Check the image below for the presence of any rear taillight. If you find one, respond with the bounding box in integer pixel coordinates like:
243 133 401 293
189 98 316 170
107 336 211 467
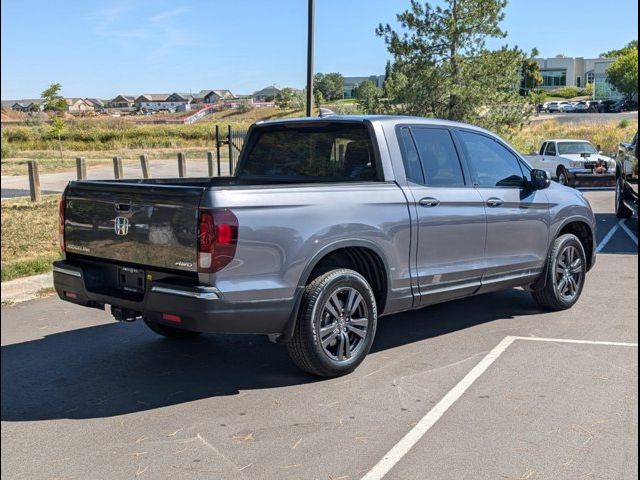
197 209 238 273
58 195 66 252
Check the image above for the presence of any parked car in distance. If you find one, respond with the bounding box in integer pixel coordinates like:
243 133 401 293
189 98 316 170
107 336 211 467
559 102 575 112
573 101 590 113
609 100 638 113
524 139 616 187
615 131 639 218
547 101 561 113
53 116 598 377
599 100 618 113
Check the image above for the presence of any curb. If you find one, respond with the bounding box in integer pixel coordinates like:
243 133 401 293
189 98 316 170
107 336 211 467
1 272 53 304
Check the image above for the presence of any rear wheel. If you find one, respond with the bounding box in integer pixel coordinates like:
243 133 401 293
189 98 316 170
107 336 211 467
532 234 586 311
143 318 202 339
287 269 377 377
615 175 633 218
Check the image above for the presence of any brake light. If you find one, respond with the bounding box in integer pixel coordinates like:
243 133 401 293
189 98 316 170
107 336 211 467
197 209 238 273
59 194 66 252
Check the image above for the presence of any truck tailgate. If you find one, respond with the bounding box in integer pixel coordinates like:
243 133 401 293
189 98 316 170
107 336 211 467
64 181 205 273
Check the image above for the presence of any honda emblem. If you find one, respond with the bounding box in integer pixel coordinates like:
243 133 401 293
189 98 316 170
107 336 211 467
114 216 130 236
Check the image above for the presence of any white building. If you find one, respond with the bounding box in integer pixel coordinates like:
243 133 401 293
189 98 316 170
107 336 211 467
534 57 622 99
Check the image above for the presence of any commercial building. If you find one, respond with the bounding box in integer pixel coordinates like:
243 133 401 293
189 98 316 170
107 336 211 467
343 75 385 99
534 57 622 100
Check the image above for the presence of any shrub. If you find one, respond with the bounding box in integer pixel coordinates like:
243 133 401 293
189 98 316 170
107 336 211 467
619 118 630 128
545 86 592 99
236 100 254 114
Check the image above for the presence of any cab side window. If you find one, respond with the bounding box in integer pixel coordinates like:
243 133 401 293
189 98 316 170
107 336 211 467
458 130 525 188
545 142 557 156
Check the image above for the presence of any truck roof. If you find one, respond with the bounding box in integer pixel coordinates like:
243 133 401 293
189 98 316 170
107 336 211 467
255 114 490 135
546 139 593 144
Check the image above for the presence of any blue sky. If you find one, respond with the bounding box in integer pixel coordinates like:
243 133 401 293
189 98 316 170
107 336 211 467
1 0 638 99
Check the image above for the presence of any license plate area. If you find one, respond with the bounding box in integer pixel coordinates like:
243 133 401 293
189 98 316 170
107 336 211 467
584 161 597 170
118 267 145 293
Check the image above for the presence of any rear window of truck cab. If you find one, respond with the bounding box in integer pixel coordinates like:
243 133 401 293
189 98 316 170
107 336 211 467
238 123 379 182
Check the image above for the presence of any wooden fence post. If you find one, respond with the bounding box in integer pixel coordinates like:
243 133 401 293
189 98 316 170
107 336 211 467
112 156 123 179
27 160 41 202
76 157 87 180
228 125 233 175
177 152 186 177
207 151 215 177
139 154 150 179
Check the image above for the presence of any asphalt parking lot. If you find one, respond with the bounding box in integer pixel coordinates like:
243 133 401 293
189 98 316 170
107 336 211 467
1 189 637 480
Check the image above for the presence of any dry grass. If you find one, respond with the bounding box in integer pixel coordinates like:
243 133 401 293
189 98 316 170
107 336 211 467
507 119 638 156
1 195 61 281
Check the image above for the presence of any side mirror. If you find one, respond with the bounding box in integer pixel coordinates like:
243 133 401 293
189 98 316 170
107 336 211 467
529 169 551 190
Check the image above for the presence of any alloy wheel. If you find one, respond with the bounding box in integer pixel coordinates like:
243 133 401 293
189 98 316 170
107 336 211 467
554 245 584 301
317 287 369 362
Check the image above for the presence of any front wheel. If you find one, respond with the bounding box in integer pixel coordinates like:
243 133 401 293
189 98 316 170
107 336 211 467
615 175 633 218
286 269 377 377
557 167 570 186
531 234 587 311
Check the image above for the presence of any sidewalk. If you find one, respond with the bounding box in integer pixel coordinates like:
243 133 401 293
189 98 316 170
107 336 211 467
1 272 53 304
1 159 233 199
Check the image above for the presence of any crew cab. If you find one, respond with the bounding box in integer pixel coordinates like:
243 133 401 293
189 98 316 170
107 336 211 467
524 139 616 187
615 131 638 218
54 116 597 377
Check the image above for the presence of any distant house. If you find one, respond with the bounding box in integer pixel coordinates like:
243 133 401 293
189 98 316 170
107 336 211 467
8 99 44 112
134 93 194 112
252 85 282 102
109 95 136 109
192 89 235 104
85 98 106 111
66 98 94 113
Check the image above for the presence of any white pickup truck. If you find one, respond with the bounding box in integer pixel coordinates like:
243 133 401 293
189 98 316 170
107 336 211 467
524 139 616 187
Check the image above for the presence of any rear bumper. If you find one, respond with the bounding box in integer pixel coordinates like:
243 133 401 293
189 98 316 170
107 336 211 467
53 260 295 335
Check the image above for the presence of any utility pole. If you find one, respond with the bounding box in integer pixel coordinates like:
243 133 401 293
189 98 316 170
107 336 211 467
306 0 315 117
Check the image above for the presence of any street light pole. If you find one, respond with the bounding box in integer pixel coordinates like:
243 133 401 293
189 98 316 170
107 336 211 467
306 0 314 117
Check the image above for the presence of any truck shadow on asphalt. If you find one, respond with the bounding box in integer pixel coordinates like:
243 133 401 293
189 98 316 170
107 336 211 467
594 213 638 255
2 289 544 422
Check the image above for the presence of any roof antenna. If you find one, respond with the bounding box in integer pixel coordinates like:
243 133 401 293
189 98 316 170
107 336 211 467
319 107 335 118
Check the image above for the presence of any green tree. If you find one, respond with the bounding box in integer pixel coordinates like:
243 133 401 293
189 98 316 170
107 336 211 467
520 48 543 95
355 80 382 114
376 0 532 132
600 40 638 58
313 73 345 101
275 88 303 109
41 83 67 112
313 89 325 112
606 49 639 100
50 116 66 162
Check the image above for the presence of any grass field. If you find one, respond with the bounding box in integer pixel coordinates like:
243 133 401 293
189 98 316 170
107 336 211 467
1 195 61 282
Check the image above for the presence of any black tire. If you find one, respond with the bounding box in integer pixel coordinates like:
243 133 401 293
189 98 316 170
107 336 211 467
143 318 202 339
557 167 570 186
531 234 587 311
286 269 377 378
615 175 633 219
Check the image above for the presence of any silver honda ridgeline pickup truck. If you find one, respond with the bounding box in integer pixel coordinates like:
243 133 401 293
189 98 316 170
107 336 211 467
54 116 596 377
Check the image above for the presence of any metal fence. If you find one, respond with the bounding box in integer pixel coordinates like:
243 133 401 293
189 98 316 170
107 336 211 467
24 125 250 201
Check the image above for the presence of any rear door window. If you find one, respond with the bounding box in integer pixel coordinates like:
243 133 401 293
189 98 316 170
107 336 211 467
411 128 465 187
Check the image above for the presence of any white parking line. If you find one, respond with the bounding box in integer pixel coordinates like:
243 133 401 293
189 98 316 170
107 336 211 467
360 336 638 480
596 219 624 252
619 221 639 246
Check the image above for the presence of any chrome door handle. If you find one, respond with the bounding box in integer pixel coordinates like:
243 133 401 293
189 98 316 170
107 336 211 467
486 198 504 208
419 197 440 207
